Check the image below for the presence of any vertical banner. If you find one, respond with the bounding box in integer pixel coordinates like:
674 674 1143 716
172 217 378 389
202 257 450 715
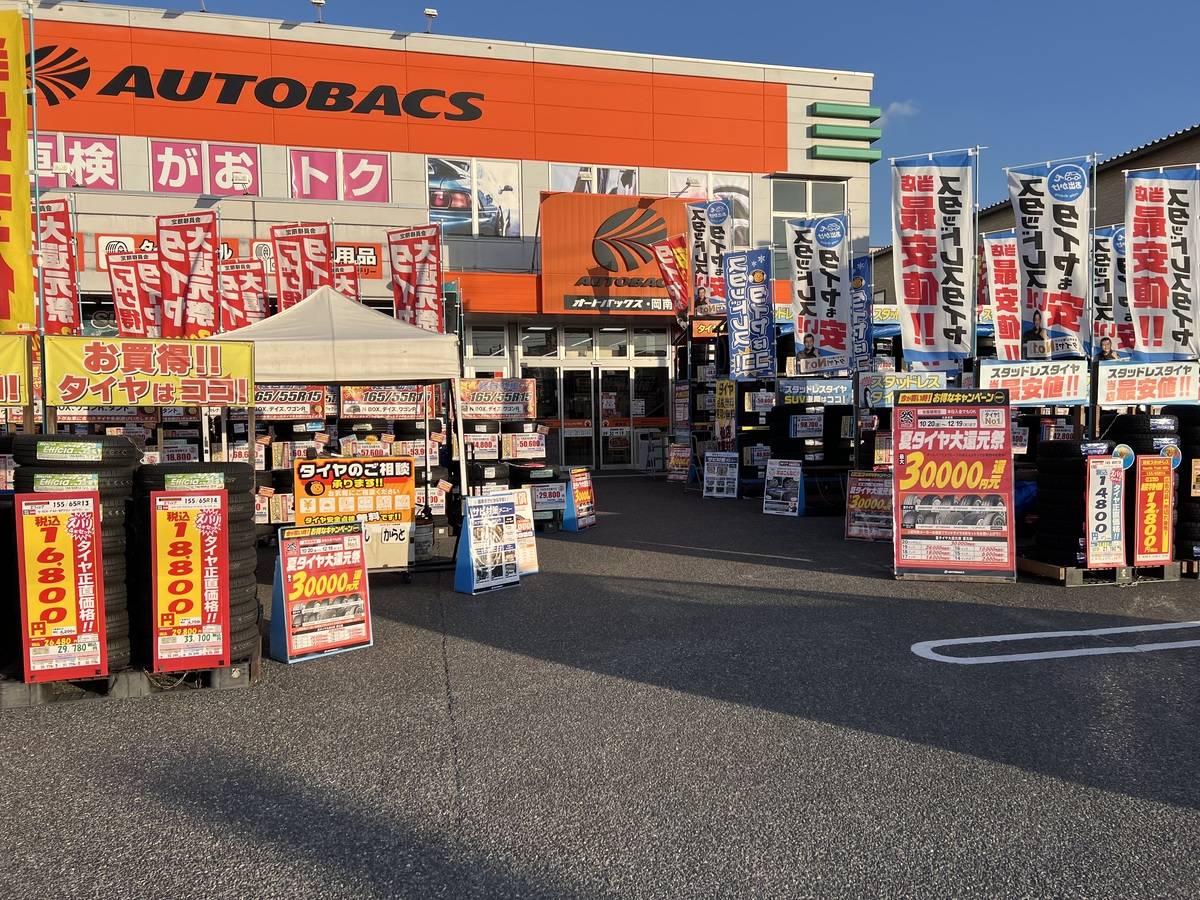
763 458 803 516
271 522 372 663
982 230 1021 361
892 389 1015 580
150 491 230 671
891 151 975 368
219 259 270 331
651 234 691 323
15 491 106 682
1133 456 1174 565
845 470 894 541
1007 159 1090 359
788 215 851 373
34 199 80 334
454 494 521 594
714 379 737 451
157 211 219 338
1085 456 1126 568
107 252 163 337
1125 168 1200 361
850 255 874 371
1092 225 1133 359
724 249 776 380
333 263 361 302
271 223 334 312
0 10 34 332
687 200 730 315
388 224 443 331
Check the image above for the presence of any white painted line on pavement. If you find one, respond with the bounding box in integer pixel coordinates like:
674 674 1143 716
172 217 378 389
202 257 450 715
912 620 1200 665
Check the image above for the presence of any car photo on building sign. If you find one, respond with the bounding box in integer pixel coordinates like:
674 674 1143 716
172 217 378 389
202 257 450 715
428 157 520 237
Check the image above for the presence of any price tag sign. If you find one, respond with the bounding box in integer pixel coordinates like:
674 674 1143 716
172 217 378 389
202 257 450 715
150 491 230 672
15 491 107 682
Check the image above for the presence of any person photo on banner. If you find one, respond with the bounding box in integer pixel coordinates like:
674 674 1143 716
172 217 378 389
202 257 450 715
800 332 819 359
1022 309 1050 357
1097 336 1122 360
694 285 717 316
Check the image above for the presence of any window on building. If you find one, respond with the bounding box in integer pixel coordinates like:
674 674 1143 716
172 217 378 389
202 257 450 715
521 326 558 357
470 326 507 358
771 177 847 278
428 156 521 237
632 328 668 358
563 328 594 358
668 171 752 249
550 163 638 195
598 327 628 358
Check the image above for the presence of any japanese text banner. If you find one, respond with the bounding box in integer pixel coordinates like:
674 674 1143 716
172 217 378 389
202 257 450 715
388 225 443 332
788 215 850 373
687 200 729 315
1008 159 1091 359
0 333 28 405
850 255 873 371
333 263 361 302
157 211 219 339
1125 168 1200 361
978 359 1090 406
34 199 79 335
45 336 254 408
0 11 34 332
272 223 333 312
723 250 775 380
1092 226 1133 359
982 231 1021 361
892 151 975 368
650 235 690 323
219 259 269 331
107 252 162 338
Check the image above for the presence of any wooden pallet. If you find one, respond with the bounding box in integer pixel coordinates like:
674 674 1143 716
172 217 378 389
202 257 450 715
1016 555 1181 587
0 637 261 710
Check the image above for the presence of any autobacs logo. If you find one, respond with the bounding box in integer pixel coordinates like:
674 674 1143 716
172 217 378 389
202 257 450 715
573 207 669 288
29 46 483 120
26 46 91 107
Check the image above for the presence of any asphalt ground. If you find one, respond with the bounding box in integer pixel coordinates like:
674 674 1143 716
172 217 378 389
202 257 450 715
3 474 1199 899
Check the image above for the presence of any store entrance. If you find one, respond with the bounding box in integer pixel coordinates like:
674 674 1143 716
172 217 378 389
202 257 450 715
597 368 632 468
561 368 595 469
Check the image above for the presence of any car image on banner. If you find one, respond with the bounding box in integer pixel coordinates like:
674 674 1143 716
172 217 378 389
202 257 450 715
428 157 519 237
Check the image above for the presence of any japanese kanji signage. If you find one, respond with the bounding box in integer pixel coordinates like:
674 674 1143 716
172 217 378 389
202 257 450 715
271 223 333 311
788 215 850 373
456 379 536 419
724 249 776 380
650 234 691 323
64 135 120 190
150 491 230 672
219 259 270 331
387 225 443 332
255 385 326 420
1095 360 1199 408
1125 168 1200 361
0 334 28 405
1008 159 1091 359
44 336 254 408
340 385 430 419
157 211 219 338
1133 456 1174 565
34 199 80 334
293 457 417 527
333 263 361 302
1086 456 1126 568
977 359 1090 406
0 11 35 332
982 230 1021 361
688 200 730 314
850 255 873 371
107 252 162 337
892 151 975 368
1092 225 1133 358
892 390 1015 580
859 372 947 408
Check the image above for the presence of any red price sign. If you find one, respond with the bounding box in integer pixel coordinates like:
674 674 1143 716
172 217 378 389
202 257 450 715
150 491 230 672
278 522 372 661
15 491 107 682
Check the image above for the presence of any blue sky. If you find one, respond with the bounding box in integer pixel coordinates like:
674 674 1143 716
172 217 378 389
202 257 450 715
103 0 1196 247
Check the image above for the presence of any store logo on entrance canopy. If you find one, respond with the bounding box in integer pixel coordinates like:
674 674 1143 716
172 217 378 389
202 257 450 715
591 207 668 273
26 46 91 106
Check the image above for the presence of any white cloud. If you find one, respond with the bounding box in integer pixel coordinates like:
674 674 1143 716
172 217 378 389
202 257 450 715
876 100 919 130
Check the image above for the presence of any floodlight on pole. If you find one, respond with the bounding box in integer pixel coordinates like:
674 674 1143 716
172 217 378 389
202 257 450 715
424 8 438 32
311 0 325 23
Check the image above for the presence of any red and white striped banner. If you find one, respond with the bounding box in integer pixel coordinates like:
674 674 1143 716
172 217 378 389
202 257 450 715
219 259 270 331
271 223 333 312
650 235 690 323
157 211 219 339
982 231 1021 361
34 198 79 334
388 225 443 332
107 251 162 337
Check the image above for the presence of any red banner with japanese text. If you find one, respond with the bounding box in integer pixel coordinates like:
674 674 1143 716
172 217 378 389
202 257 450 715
388 225 443 331
1133 455 1174 565
893 389 1014 580
272 223 333 311
651 234 691 324
219 259 270 331
982 230 1021 361
150 491 230 671
1125 168 1200 361
333 263 361 302
34 198 80 334
277 522 372 660
15 491 107 682
157 211 219 338
891 151 975 368
107 251 162 337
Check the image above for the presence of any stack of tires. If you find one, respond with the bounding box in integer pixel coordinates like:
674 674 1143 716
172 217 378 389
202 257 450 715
1033 439 1114 568
12 433 141 672
1163 406 1200 561
339 417 390 452
414 463 451 527
461 419 501 461
500 420 546 464
0 434 19 665
469 461 510 496
1103 413 1180 564
130 462 261 667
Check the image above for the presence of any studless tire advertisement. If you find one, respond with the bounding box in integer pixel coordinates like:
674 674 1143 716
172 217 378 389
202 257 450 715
892 390 1016 581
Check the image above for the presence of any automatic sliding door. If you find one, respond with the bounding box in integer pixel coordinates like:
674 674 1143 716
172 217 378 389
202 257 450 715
562 368 595 468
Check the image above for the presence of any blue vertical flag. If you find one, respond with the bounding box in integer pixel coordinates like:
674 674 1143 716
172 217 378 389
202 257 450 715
724 249 776 380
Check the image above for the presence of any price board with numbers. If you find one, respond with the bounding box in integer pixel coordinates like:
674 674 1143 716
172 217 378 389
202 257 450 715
892 389 1015 581
150 491 230 672
15 491 107 682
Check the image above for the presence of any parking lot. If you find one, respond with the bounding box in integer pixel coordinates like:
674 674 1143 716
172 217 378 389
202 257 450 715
3 474 1199 898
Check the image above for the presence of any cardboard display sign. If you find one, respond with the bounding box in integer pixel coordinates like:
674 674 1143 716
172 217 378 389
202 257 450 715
703 451 739 499
845 470 893 541
293 457 416 527
666 443 691 482
563 468 597 530
149 491 230 671
763 459 803 516
15 491 107 682
271 523 372 662
1133 456 1173 566
454 495 520 594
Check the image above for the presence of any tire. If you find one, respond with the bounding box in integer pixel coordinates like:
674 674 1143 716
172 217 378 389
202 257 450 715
102 529 126 555
1174 521 1200 542
135 462 255 494
1176 499 1200 523
1102 413 1156 436
105 607 130 635
1036 516 1085 538
1175 541 1200 561
1035 532 1085 553
228 546 258 578
1036 488 1087 509
1180 426 1200 446
1112 435 1179 455
106 636 132 671
12 434 141 467
1036 457 1089 478
228 623 261 661
1036 440 1087 459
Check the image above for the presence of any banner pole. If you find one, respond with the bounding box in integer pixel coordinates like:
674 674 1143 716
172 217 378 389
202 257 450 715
26 2 49 432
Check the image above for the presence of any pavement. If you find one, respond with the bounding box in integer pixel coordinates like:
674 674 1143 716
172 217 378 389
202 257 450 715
3 473 1199 899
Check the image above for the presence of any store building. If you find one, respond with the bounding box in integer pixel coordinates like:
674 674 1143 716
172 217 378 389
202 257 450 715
11 0 879 469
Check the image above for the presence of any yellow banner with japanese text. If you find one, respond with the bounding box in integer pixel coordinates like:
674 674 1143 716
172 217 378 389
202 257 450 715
44 336 254 407
0 333 29 405
0 11 33 331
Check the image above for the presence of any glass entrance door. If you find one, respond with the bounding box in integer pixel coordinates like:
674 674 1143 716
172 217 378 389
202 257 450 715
598 368 632 468
561 368 595 468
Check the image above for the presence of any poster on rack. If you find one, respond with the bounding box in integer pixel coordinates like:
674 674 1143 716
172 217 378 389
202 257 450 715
892 389 1015 580
1008 159 1090 360
272 223 333 312
454 494 520 594
763 459 803 516
1125 168 1200 361
150 491 229 672
1091 226 1133 359
891 150 975 368
982 230 1021 361
1133 455 1174 566
703 450 739 499
724 249 776 380
107 252 163 337
667 443 691 482
456 379 536 419
563 467 597 530
714 380 736 451
388 225 443 332
157 211 219 338
219 260 270 330
15 491 106 682
293 457 417 527
687 199 730 315
1085 456 1126 568
787 215 850 373
34 198 80 334
271 522 372 663
845 470 894 541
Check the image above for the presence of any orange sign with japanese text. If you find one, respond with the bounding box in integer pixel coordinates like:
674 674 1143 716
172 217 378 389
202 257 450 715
0 11 33 331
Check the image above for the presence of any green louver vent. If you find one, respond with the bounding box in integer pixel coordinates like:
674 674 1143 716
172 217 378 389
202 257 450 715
811 124 881 142
810 102 881 121
811 146 882 163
